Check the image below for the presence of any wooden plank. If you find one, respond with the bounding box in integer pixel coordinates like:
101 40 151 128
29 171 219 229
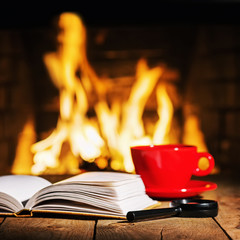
95 217 228 240
0 217 5 225
201 175 240 239
214 179 240 240
0 217 95 240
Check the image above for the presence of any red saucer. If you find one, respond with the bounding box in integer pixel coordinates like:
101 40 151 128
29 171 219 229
146 180 217 199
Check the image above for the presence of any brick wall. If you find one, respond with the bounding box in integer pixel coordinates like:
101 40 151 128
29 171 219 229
0 30 34 174
185 25 240 172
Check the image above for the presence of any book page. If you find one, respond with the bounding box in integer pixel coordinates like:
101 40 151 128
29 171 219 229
0 192 24 212
26 171 158 216
25 172 142 209
57 171 141 186
0 175 51 204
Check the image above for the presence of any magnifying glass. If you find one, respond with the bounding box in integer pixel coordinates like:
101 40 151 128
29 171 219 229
126 199 218 222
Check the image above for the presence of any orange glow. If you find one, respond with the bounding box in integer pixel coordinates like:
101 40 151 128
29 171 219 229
153 83 174 144
29 12 168 174
183 104 208 152
30 12 105 174
12 12 210 175
95 59 164 172
12 115 36 174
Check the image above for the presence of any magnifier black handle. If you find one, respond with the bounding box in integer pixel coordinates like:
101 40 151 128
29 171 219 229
127 206 180 222
127 199 218 222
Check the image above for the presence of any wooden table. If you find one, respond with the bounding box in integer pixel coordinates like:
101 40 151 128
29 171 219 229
0 174 239 240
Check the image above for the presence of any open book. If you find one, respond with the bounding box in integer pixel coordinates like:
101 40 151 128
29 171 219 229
0 171 159 219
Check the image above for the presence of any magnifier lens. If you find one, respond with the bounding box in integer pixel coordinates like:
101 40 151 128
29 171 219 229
170 199 218 218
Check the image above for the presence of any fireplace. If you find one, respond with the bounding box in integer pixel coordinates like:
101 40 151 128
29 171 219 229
1 3 240 175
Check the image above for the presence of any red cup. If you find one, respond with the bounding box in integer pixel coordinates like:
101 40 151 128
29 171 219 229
130 144 215 190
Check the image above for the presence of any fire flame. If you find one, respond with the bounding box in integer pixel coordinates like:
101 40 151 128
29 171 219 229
12 12 210 175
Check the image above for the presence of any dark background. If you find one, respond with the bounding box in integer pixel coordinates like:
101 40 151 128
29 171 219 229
1 1 240 29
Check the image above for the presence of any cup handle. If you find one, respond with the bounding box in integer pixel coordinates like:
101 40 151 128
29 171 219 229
193 152 215 176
